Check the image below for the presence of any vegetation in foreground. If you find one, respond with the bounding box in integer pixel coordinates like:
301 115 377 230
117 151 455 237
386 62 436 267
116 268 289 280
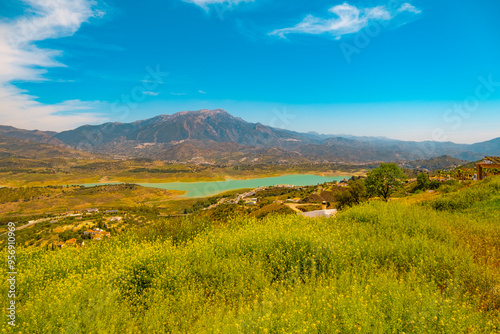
2 177 500 333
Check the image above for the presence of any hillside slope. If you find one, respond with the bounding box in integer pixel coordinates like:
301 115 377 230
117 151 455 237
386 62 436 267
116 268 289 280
399 155 469 171
4 177 500 332
0 135 92 160
0 125 65 146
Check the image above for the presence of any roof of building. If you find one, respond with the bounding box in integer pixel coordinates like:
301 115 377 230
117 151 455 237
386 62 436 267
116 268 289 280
65 238 77 244
483 157 500 165
301 209 338 218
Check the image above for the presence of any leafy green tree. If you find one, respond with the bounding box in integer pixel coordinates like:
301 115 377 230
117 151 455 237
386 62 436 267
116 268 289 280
335 188 353 210
334 179 368 209
429 180 441 190
455 166 464 180
58 230 79 242
348 178 368 204
365 163 407 201
416 173 430 191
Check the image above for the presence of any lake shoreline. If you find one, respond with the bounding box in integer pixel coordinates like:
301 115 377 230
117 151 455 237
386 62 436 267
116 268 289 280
76 174 350 198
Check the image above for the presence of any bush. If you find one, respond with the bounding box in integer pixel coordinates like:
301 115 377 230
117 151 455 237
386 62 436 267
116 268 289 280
58 230 79 242
431 177 499 210
437 179 462 193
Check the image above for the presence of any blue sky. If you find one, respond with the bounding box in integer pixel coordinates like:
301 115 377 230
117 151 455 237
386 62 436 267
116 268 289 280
0 0 499 143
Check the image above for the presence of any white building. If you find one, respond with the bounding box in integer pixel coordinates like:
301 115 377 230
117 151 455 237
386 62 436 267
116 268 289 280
301 209 338 218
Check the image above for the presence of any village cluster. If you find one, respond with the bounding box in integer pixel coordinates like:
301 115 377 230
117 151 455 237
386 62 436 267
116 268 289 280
203 184 306 210
57 228 111 248
18 208 120 248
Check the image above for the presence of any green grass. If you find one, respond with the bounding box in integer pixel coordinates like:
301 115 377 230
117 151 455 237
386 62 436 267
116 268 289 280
2 178 500 333
428 178 500 211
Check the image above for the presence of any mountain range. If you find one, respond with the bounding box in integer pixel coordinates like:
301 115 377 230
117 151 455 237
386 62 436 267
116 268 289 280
1 109 498 164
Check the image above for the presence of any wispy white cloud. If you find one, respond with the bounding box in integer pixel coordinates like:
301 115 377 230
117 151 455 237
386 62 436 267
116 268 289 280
183 0 253 11
171 92 187 96
0 0 106 131
397 3 421 14
198 90 207 94
269 2 421 39
143 91 160 96
141 79 165 84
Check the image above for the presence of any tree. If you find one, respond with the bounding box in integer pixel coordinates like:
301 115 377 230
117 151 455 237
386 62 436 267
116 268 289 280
416 173 430 191
365 163 407 201
348 178 368 204
334 179 368 209
58 230 79 242
455 166 464 180
335 188 353 210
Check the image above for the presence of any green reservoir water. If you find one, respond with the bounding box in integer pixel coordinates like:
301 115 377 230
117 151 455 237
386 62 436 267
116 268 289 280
81 174 348 198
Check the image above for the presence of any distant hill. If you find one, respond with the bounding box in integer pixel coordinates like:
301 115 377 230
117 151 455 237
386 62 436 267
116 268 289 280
54 109 307 150
470 137 500 156
398 155 469 172
0 135 92 160
0 125 66 146
0 109 498 163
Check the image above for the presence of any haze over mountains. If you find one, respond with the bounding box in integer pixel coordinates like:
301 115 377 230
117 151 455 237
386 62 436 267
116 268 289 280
1 109 498 164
